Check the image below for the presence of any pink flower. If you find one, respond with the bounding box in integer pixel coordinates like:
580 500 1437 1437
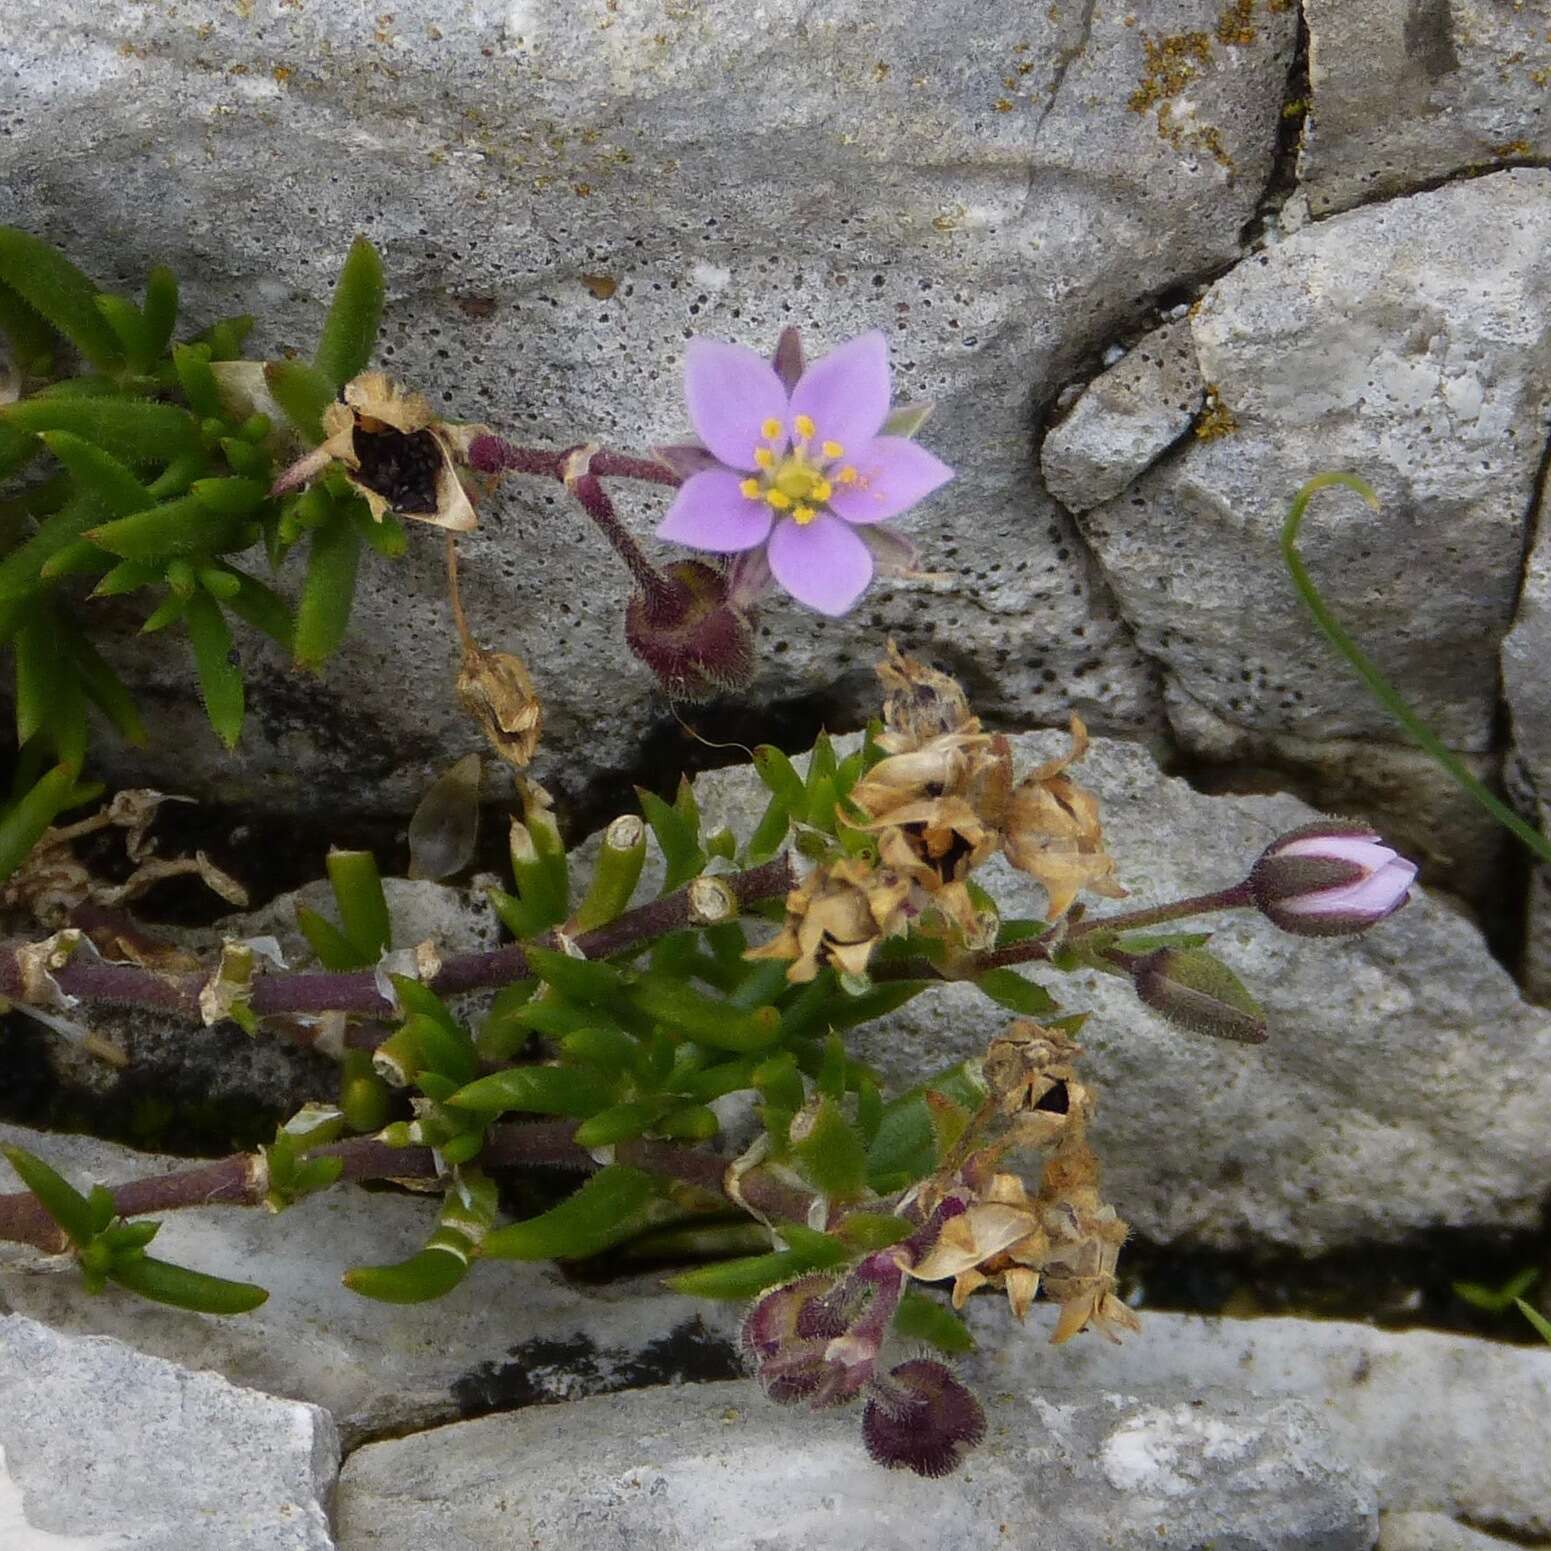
655 330 952 616
1249 822 1418 937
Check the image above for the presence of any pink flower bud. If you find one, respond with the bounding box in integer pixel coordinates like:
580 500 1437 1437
624 559 757 701
1250 821 1417 938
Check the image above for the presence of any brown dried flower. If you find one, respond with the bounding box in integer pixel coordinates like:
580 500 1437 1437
273 370 482 531
745 855 910 983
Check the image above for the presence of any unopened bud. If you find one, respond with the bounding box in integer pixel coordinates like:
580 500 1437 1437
1250 821 1417 938
1131 946 1268 1044
625 560 756 701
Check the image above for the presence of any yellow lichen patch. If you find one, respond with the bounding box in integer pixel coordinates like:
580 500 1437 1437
1127 30 1212 115
1195 384 1238 441
1215 0 1258 45
1492 140 1534 157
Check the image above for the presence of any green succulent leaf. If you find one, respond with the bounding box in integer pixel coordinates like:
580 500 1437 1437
107 1253 269 1314
0 227 124 369
636 786 705 893
314 236 386 390
0 764 79 881
265 359 336 444
1 1142 97 1246
449 1064 616 1118
3 396 200 466
480 1165 657 1261
892 1291 976 1354
183 591 244 749
973 967 1058 1016
293 514 361 670
326 849 392 961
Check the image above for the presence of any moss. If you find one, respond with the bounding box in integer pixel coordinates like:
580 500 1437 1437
1194 385 1238 441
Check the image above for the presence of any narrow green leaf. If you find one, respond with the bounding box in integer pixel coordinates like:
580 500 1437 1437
892 1291 976 1353
183 591 243 749
350 501 407 557
1516 1298 1551 1345
974 967 1058 1016
449 1064 615 1117
753 745 806 810
297 905 371 970
38 539 109 583
0 227 123 369
637 786 704 893
0 764 77 880
293 516 360 670
0 496 106 600
141 266 178 360
107 1254 268 1314
140 592 188 633
326 849 392 960
480 1165 656 1260
223 567 294 650
265 358 336 443
94 294 155 370
171 343 223 418
38 431 154 517
314 236 385 389
667 1246 839 1300
629 975 782 1053
572 1100 670 1148
0 276 59 372
67 625 146 745
742 792 791 865
84 496 249 562
344 1246 468 1304
1 1143 97 1246
2 396 199 466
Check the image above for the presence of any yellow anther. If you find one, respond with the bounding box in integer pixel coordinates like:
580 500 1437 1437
765 489 792 510
794 414 816 441
821 440 844 460
812 478 833 502
837 465 859 485
739 477 762 499
793 504 816 525
753 447 774 469
761 417 783 441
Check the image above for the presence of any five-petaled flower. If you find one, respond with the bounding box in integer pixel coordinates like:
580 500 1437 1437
656 331 952 616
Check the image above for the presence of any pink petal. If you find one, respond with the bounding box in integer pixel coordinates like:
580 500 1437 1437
1282 858 1417 917
790 331 891 454
683 339 790 471
826 436 953 525
1278 834 1388 868
767 513 873 616
650 442 724 480
657 470 774 553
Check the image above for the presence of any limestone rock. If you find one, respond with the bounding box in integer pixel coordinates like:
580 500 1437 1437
0 0 1305 813
1041 319 1205 513
965 1308 1551 1543
335 1379 1375 1551
1072 170 1551 758
1300 0 1551 217
0 1313 337 1551
0 1121 741 1448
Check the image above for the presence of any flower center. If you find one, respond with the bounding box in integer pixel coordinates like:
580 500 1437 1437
739 413 859 526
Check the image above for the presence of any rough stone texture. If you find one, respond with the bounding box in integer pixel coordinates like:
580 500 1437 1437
0 1121 741 1447
0 0 1310 815
964 1308 1551 1543
685 731 1551 1250
1300 0 1551 217
1071 169 1551 758
335 1378 1375 1551
1041 318 1205 513
1501 455 1551 1002
24 876 499 1126
0 1313 337 1551
1164 683 1511 906
1376 1513 1517 1551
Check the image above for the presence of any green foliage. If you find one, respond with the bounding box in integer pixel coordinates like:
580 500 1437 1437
0 228 410 881
1 1143 267 1314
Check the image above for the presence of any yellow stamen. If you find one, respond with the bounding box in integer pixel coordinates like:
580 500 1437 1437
765 489 792 510
739 477 762 499
761 417 783 441
794 413 816 441
753 447 774 470
812 478 833 502
793 504 816 525
837 466 859 485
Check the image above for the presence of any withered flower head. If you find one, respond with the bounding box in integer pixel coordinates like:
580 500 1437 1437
624 560 757 701
1001 716 1125 921
457 644 542 769
861 1359 987 1479
874 640 979 752
273 369 481 531
745 854 910 983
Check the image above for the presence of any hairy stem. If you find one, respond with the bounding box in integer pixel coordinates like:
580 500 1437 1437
0 855 796 1024
0 1118 815 1254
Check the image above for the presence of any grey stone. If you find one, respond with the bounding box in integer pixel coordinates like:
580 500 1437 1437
0 1121 741 1448
1377 1513 1517 1551
0 1313 337 1551
964 1308 1551 1542
1041 319 1205 513
1163 682 1511 908
1300 0 1551 217
1071 169 1551 755
334 1378 1375 1551
1501 457 1551 1002
0 0 1306 814
686 730 1551 1250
